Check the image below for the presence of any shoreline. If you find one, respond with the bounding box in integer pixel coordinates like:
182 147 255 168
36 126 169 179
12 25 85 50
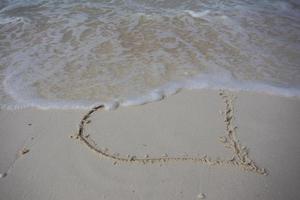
0 89 299 199
2 82 300 111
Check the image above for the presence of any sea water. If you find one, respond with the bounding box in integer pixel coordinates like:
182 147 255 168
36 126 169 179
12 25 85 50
0 0 299 109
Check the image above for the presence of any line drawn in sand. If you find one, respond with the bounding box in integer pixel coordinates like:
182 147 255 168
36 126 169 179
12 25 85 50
73 90 267 175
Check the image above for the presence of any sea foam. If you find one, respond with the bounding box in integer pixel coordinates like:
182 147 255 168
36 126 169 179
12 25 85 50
2 72 300 111
0 0 299 110
185 10 211 18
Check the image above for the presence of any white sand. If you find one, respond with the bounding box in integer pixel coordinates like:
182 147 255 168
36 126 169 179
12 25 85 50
0 89 299 199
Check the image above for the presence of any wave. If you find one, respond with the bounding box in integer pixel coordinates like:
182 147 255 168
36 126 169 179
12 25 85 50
2 72 300 110
185 10 211 18
0 0 300 110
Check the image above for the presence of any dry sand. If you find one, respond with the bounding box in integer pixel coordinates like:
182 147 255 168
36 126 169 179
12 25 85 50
0 89 299 200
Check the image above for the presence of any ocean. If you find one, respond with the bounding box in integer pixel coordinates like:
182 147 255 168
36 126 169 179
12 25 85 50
0 0 300 109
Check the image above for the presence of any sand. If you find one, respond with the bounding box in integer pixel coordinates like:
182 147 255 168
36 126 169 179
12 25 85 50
0 89 299 199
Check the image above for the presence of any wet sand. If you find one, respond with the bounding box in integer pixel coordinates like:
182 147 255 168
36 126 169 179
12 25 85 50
0 89 299 199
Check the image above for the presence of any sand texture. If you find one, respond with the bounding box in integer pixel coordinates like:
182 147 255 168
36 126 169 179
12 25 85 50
0 89 300 199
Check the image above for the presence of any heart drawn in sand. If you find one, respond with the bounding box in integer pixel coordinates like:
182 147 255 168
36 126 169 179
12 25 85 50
74 91 266 175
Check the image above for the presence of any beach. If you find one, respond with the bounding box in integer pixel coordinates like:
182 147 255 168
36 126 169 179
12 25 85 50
1 0 300 199
1 89 299 199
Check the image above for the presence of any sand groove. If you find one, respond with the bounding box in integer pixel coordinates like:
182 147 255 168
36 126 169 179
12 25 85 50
74 91 267 175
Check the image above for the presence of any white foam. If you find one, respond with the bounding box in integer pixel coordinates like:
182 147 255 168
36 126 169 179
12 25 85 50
1 0 300 110
122 75 300 110
3 72 299 111
123 72 300 109
0 16 23 24
185 10 211 18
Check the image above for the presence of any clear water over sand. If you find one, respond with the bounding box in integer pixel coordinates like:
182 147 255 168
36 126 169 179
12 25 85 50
0 0 300 109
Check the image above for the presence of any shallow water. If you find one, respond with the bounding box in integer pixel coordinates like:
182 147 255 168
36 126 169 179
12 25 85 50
0 0 300 109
